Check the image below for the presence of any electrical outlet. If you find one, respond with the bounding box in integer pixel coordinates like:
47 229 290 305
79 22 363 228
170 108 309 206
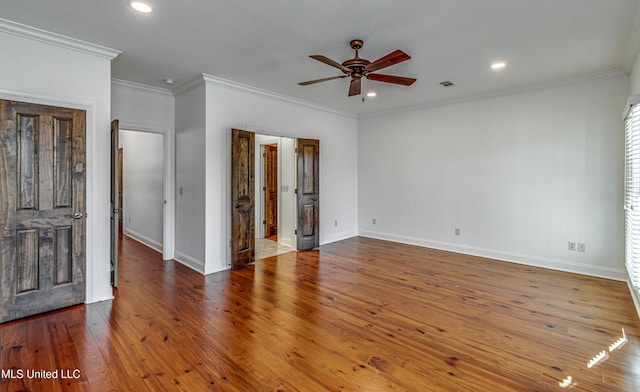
577 243 586 252
568 241 576 251
455 228 460 236
334 220 338 227
372 218 376 224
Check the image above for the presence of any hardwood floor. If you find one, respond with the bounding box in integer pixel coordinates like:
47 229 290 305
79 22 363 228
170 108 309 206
1 236 639 391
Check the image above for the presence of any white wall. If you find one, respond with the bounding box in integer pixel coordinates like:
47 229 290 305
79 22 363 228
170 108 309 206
630 49 640 96
358 74 629 280
174 83 207 272
111 79 175 259
111 80 174 130
120 130 164 251
0 20 119 303
191 75 358 274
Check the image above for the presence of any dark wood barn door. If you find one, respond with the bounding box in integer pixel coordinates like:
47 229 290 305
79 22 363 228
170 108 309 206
231 129 255 269
264 144 278 240
110 119 120 287
0 100 86 323
296 138 319 251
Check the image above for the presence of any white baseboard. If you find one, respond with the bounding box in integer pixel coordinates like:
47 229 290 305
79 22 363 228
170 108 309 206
173 251 206 274
628 281 640 320
358 230 627 281
279 235 293 248
123 228 163 254
85 283 114 304
321 230 358 246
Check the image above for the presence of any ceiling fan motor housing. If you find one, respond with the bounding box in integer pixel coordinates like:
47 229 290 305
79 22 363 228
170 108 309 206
343 39 369 78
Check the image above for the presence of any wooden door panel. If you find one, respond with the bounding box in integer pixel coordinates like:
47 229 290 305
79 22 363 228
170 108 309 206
301 204 315 236
54 117 73 207
16 229 38 293
54 225 72 285
301 145 316 194
296 139 319 250
17 114 38 210
0 100 86 323
231 129 255 269
237 137 251 200
265 144 278 239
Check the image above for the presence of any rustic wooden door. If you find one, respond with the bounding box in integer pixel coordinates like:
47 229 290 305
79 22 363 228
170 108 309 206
0 100 86 323
231 129 255 269
264 144 278 240
118 147 123 233
296 138 320 250
110 119 120 287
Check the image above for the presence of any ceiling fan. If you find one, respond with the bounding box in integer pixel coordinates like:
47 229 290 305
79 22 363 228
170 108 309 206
299 39 417 97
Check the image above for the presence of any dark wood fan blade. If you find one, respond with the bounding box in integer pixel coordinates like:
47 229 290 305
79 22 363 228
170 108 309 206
364 50 411 73
310 55 351 73
298 75 347 86
367 73 416 86
348 78 362 96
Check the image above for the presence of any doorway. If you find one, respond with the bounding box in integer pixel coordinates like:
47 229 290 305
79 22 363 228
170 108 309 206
119 130 165 254
254 134 296 261
231 130 320 268
109 120 175 279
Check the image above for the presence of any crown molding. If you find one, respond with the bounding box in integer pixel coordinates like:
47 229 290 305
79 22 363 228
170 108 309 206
112 79 174 98
173 75 206 97
622 2 640 73
200 73 357 119
360 69 628 120
0 18 120 60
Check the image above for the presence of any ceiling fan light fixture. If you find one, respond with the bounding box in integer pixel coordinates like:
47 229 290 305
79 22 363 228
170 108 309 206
130 1 153 13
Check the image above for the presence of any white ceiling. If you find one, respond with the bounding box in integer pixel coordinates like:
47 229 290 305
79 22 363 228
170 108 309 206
1 0 639 115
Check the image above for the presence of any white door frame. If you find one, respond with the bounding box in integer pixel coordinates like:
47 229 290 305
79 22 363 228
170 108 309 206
118 122 175 260
252 132 296 249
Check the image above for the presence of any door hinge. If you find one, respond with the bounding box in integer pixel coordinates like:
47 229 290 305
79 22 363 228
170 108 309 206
263 152 266 157
263 220 266 225
294 188 298 194
263 186 266 191
295 148 298 154
294 229 297 235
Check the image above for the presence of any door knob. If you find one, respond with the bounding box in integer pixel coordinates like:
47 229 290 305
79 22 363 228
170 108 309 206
234 203 240 208
73 213 83 219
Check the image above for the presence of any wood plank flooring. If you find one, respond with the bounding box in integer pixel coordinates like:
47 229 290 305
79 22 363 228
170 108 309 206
1 235 639 391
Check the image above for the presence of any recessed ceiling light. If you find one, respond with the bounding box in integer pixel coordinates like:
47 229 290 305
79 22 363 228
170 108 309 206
130 1 153 13
367 92 377 97
491 62 506 70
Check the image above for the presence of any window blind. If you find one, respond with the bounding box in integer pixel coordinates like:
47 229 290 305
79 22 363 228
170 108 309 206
625 104 640 288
